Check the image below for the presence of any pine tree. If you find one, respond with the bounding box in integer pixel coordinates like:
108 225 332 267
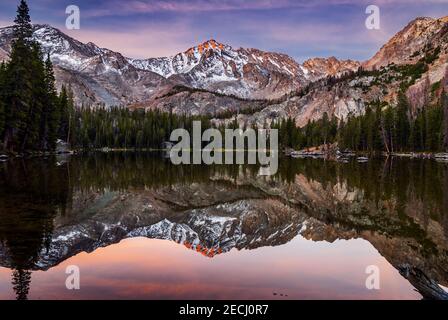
416 109 427 151
66 85 76 145
0 62 6 143
321 112 330 146
13 0 32 41
373 103 384 150
23 42 46 151
41 54 58 150
3 0 36 151
383 106 395 153
395 91 411 151
425 104 443 152
12 269 31 300
442 89 448 151
58 85 70 142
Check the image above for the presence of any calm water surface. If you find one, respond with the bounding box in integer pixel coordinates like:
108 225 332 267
0 153 447 300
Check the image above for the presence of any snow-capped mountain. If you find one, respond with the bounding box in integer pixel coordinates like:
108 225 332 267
130 40 231 78
1 16 445 127
0 24 360 106
0 24 172 107
129 39 311 99
129 40 360 100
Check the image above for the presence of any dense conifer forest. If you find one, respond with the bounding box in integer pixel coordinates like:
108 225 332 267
273 90 448 153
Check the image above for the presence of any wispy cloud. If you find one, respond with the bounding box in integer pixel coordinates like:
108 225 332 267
83 0 307 17
1 0 447 62
82 0 448 17
0 19 12 27
64 21 197 58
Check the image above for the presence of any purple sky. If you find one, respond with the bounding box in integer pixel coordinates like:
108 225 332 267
0 0 447 61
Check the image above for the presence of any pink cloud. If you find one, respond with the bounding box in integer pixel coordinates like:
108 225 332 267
230 17 394 62
64 21 200 58
0 19 13 27
83 0 298 17
81 0 350 17
82 0 448 17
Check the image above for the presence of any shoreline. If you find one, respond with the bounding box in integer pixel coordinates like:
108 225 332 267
287 149 448 162
1 148 448 163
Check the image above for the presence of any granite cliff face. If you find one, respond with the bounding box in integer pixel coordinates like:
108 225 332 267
364 17 448 70
303 56 360 80
362 16 448 113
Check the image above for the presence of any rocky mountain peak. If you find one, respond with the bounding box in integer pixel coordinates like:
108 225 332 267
302 56 360 80
1 15 445 126
128 38 310 99
364 15 448 70
185 39 227 56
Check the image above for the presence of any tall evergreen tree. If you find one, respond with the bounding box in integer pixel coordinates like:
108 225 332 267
442 89 448 151
425 104 443 152
0 62 6 142
58 85 70 142
395 91 411 151
321 112 330 145
383 106 395 153
41 54 58 150
13 0 32 41
416 109 427 151
66 85 76 145
22 41 46 151
3 0 36 151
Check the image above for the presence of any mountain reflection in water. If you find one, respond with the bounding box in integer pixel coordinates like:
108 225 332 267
0 153 447 300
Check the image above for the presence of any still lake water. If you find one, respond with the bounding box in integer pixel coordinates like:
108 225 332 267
0 153 447 300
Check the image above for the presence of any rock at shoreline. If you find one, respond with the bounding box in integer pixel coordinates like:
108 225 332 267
56 139 71 154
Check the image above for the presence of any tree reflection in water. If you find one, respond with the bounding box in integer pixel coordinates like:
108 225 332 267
0 153 447 299
0 158 71 299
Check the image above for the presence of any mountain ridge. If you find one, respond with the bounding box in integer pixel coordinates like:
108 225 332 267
0 15 447 127
0 23 360 102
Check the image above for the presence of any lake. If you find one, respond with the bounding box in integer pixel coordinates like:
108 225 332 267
0 153 447 300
